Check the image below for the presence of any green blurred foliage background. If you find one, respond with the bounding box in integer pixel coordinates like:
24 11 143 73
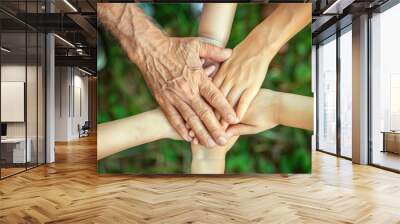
97 3 312 174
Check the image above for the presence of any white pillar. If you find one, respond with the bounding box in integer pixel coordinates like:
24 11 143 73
54 67 73 141
46 1 55 163
352 14 369 164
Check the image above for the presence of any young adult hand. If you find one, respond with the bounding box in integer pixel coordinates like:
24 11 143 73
211 3 311 125
189 35 274 146
212 38 275 123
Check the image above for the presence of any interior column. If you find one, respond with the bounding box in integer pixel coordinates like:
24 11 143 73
46 1 55 163
352 14 369 164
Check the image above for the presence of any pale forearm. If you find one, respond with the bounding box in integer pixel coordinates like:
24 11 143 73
191 159 225 174
198 3 237 47
245 3 311 60
191 89 313 174
250 89 313 131
97 109 180 160
276 92 313 131
191 137 238 174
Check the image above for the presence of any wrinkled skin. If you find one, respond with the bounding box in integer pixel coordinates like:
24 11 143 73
98 4 239 147
139 37 239 148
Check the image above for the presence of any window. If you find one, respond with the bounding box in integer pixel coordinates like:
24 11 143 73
317 36 337 154
370 2 400 171
339 27 352 158
0 1 47 179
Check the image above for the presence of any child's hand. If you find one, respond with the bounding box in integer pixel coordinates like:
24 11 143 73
226 89 279 137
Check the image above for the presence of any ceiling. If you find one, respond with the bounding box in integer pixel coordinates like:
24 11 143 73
0 0 96 14
311 0 391 43
0 0 96 73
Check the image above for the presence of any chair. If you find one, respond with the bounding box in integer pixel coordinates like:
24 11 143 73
78 121 90 138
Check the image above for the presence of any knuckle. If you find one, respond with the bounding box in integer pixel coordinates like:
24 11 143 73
192 125 207 139
210 127 223 137
198 130 209 140
220 101 232 112
181 106 192 117
164 109 176 119
208 90 219 104
175 122 185 132
187 114 198 124
199 108 213 120
155 94 166 105
186 92 199 104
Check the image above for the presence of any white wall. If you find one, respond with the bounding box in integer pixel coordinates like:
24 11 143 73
55 66 69 141
54 66 89 141
1 65 26 140
1 65 39 138
72 73 89 138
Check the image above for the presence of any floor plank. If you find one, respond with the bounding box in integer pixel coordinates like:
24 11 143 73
0 135 399 223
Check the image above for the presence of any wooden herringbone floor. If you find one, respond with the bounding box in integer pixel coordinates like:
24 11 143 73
1 135 400 224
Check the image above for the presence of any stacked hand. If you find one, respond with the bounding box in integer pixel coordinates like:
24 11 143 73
98 4 240 148
213 37 274 123
190 89 281 174
136 36 240 148
98 3 310 150
189 36 275 145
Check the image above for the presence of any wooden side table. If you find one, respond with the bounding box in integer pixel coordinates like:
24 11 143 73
381 131 400 154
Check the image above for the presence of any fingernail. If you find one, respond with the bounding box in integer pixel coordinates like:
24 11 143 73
228 114 237 123
217 136 227 145
208 65 216 74
226 131 232 138
208 138 216 147
185 136 192 142
223 49 232 58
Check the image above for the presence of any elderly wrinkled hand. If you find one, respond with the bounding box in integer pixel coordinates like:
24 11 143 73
141 36 239 147
98 3 239 148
